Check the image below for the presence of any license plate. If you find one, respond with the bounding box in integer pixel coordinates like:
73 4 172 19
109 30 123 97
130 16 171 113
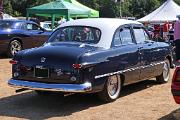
34 66 49 78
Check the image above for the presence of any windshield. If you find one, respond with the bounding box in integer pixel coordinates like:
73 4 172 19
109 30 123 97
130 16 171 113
48 26 101 44
0 21 15 29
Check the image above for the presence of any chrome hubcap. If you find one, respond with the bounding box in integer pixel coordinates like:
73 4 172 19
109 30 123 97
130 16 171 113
11 41 21 55
163 62 169 81
107 75 121 99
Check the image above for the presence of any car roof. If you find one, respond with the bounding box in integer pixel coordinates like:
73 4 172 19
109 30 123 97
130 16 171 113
0 19 36 24
61 18 141 29
60 18 142 49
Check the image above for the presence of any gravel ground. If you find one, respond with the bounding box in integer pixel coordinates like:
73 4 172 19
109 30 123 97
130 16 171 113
0 57 179 120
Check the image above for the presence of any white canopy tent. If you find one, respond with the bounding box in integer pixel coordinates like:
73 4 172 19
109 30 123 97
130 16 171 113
137 0 180 23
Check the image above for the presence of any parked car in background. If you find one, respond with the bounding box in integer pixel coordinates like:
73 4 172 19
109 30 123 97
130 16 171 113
171 66 180 104
8 18 173 102
40 21 52 31
3 13 17 20
0 20 52 57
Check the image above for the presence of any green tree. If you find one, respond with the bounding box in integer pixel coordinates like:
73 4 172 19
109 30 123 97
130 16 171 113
121 1 133 17
129 0 160 19
99 0 118 17
3 1 13 15
2 0 180 19
78 0 99 10
175 0 180 4
4 0 53 17
78 0 118 17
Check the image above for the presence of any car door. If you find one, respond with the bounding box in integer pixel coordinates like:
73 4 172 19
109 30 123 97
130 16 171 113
111 25 141 85
133 26 159 80
22 23 49 49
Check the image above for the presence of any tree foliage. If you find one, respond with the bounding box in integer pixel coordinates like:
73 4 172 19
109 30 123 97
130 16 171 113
129 0 160 18
2 0 180 18
3 0 52 16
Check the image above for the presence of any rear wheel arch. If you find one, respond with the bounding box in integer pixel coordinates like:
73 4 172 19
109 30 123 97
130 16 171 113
120 74 125 87
11 38 23 48
156 59 170 84
97 74 122 102
166 55 174 68
7 38 23 57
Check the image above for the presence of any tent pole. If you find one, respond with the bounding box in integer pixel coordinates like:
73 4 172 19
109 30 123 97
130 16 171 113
66 10 70 21
88 12 90 18
51 14 55 30
26 12 29 20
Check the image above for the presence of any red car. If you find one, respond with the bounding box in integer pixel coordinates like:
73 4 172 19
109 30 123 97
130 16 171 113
171 66 180 104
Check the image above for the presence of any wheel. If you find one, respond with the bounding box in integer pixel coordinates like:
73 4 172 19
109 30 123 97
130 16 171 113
97 75 121 102
7 40 22 57
156 59 170 83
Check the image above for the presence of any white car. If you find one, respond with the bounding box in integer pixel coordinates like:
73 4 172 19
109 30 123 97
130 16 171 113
40 22 52 31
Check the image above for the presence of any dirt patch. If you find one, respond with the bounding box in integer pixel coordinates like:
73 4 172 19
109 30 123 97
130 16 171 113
0 58 179 120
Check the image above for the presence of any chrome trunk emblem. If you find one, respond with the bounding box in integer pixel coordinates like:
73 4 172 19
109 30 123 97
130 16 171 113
55 69 63 76
41 57 46 63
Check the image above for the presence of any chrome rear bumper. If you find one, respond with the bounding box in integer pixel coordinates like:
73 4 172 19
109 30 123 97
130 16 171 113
8 79 92 93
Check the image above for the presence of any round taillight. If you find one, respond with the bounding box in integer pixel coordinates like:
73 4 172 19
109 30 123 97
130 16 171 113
72 64 82 69
9 60 18 65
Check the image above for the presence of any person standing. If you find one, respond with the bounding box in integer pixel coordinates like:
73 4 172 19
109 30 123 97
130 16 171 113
163 21 169 41
174 15 180 61
0 0 3 19
58 17 66 25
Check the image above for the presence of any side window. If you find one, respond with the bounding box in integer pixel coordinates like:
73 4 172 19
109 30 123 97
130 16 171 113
33 24 39 30
112 30 121 46
27 24 33 30
120 27 133 44
133 27 150 43
143 29 150 40
26 23 40 30
21 23 27 30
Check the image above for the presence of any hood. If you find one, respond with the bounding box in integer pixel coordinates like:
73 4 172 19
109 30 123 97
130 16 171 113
0 29 12 34
15 42 100 67
0 29 22 35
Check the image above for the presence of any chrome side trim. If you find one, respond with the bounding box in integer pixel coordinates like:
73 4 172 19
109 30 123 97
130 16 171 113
8 79 92 93
95 62 165 79
94 71 123 79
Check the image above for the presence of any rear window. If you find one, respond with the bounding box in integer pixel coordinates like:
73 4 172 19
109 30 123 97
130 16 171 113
48 26 101 44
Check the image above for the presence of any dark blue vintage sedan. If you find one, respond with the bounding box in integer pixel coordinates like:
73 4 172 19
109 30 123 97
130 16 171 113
0 20 52 57
8 18 174 102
